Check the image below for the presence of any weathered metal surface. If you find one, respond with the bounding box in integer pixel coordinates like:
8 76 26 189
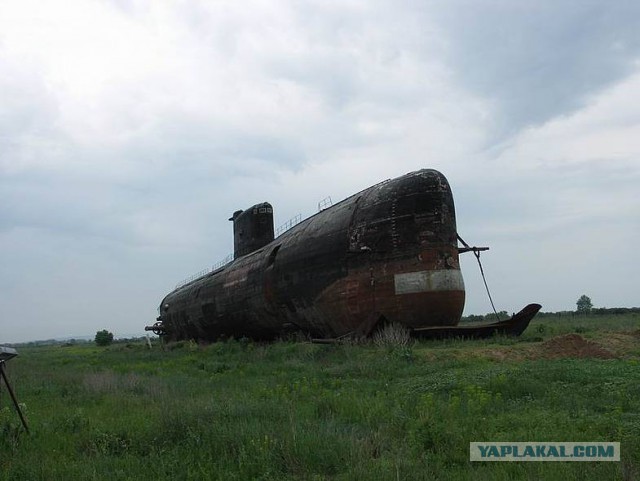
411 303 542 340
148 169 535 342
310 304 541 343
230 202 274 259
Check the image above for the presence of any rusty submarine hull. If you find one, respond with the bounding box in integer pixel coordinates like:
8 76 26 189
147 169 540 342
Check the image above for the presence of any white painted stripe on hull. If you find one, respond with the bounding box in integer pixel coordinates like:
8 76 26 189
394 270 465 295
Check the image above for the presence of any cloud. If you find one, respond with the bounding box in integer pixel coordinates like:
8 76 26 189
427 0 640 137
455 68 640 314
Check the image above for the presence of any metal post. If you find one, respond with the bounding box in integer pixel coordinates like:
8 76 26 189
0 362 29 434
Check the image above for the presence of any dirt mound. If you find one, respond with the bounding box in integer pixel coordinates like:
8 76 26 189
541 334 616 359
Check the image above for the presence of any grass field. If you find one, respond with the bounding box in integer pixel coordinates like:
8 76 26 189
1 313 639 480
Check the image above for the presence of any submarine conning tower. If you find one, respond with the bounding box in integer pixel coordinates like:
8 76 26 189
230 202 274 259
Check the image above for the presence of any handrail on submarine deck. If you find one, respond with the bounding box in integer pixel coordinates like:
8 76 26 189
174 253 234 290
275 213 303 237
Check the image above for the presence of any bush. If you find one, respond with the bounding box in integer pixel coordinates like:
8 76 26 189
94 330 114 346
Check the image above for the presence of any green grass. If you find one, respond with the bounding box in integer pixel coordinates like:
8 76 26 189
1 313 639 480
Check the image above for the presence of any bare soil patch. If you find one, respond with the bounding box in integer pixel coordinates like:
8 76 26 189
422 332 638 362
471 333 631 361
540 333 617 359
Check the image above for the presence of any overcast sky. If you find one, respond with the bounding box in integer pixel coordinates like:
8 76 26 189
1 0 639 343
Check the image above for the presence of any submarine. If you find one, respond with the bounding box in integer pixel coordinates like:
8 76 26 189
147 169 540 342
